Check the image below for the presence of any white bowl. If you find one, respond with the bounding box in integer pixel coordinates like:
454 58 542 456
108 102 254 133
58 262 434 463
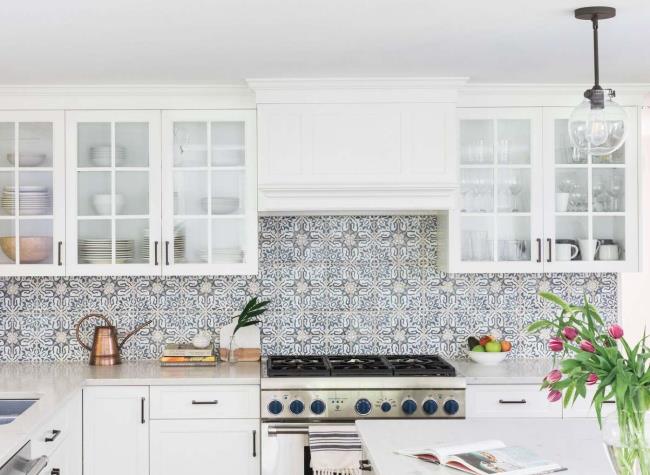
6 153 47 167
92 194 125 215
467 350 509 366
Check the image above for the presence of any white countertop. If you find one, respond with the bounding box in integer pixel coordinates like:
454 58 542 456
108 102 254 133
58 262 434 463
357 419 613 475
450 358 555 385
0 360 260 466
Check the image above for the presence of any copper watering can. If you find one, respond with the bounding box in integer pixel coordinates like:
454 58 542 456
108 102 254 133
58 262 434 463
75 314 153 366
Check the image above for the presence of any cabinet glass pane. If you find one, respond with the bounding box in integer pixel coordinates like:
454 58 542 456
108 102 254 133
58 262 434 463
78 123 112 168
555 119 587 164
497 216 530 261
18 219 53 265
18 171 52 216
211 122 245 167
461 216 494 262
211 219 245 264
593 144 625 165
497 168 530 213
116 171 149 215
593 168 625 213
594 216 625 261
0 172 15 217
19 123 53 168
210 170 243 215
460 168 493 213
0 221 15 264
496 119 530 164
116 219 145 264
78 171 111 216
175 219 206 263
174 122 207 167
78 220 112 264
555 216 588 262
460 120 494 164
174 170 208 215
555 168 588 213
115 123 149 167
0 123 14 168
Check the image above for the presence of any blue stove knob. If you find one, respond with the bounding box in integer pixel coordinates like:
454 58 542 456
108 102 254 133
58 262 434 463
268 400 283 415
422 399 439 415
289 400 305 415
380 402 392 413
355 398 372 415
443 399 460 415
401 399 417 415
310 399 326 415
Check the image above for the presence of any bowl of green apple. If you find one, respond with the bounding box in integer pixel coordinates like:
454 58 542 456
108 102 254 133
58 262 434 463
467 335 511 365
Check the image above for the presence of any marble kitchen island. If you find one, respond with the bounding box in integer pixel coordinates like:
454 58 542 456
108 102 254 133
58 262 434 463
356 419 614 475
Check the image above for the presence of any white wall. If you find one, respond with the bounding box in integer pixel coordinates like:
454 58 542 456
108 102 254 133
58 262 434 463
621 105 650 342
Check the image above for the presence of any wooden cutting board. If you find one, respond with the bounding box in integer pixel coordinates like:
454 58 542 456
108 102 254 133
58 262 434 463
218 321 261 362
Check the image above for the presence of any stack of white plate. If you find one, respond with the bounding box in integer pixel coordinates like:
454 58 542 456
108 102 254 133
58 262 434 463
78 239 134 264
140 226 185 262
200 197 239 215
89 145 127 167
199 247 244 264
0 186 50 215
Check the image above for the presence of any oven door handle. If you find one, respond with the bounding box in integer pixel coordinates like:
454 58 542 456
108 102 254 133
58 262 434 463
24 455 49 475
267 426 310 436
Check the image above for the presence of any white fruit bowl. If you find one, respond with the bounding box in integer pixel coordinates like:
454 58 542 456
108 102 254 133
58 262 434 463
467 350 509 366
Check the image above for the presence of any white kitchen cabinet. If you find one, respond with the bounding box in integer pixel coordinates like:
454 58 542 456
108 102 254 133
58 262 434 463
466 384 562 418
150 419 260 475
454 106 640 272
0 111 65 276
65 111 162 276
83 386 149 475
161 110 258 275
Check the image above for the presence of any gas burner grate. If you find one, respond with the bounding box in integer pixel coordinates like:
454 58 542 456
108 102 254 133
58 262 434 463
327 355 393 376
266 356 330 377
383 355 457 376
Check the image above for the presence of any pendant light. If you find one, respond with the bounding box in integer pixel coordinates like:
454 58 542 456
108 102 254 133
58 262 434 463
568 6 627 156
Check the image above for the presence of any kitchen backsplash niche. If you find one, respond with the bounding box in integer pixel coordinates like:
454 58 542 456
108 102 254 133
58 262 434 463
0 215 617 362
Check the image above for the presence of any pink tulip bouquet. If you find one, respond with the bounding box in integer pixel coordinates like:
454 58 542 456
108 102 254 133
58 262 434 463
528 292 650 474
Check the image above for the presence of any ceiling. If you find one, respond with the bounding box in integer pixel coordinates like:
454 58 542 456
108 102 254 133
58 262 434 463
2 0 649 85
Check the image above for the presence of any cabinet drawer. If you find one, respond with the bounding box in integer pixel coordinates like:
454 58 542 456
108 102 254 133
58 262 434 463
31 396 74 458
466 385 562 418
150 385 259 419
563 387 616 418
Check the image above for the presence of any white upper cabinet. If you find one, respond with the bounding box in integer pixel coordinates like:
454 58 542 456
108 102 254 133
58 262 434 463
452 106 640 273
66 111 162 276
0 111 65 276
161 110 258 275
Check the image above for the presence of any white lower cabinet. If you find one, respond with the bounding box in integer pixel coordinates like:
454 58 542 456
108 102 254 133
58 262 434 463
83 386 149 475
466 384 562 418
150 419 260 475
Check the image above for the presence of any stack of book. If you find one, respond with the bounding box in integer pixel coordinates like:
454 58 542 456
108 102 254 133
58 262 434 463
159 343 217 367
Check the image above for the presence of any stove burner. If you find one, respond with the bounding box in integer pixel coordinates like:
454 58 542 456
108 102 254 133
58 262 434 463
384 355 456 376
266 356 330 377
328 355 393 376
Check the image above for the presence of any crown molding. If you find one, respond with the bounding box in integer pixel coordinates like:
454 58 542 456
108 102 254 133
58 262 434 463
247 77 470 104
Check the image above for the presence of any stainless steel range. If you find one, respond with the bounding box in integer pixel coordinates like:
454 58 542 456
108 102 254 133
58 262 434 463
261 355 465 475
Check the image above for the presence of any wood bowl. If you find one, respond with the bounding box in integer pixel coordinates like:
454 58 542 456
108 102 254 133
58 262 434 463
0 236 51 263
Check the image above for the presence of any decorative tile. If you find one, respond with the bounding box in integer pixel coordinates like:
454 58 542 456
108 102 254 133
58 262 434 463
0 215 617 362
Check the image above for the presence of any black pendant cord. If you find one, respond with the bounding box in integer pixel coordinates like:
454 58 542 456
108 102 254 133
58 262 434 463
592 15 600 89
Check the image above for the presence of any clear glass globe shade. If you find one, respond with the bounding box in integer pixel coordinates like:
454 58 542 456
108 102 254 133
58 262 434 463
568 96 627 156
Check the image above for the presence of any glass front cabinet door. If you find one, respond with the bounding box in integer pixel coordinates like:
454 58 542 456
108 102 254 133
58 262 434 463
161 110 257 275
456 108 544 272
0 112 65 276
66 111 162 275
543 107 638 272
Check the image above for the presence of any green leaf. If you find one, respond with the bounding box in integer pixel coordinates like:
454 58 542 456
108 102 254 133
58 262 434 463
527 320 554 333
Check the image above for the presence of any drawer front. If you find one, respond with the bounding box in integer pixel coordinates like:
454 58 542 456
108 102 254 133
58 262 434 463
150 385 260 419
563 387 616 418
466 385 562 418
31 395 76 457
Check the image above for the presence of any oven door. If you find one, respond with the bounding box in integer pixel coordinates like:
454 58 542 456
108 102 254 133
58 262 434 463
261 422 357 475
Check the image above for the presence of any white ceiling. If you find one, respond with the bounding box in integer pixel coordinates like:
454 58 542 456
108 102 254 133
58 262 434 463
2 0 649 85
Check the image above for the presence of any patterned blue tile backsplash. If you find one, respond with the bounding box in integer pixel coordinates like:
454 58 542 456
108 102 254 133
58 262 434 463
0 215 617 362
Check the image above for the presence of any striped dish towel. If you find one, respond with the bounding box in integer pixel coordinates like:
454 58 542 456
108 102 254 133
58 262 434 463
309 425 362 475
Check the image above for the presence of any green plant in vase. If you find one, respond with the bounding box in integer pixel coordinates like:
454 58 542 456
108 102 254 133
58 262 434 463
227 297 269 363
528 292 650 474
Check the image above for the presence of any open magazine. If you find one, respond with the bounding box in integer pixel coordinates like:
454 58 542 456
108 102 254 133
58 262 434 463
396 440 565 475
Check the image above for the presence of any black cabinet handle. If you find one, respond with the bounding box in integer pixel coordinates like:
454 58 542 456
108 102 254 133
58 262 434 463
45 429 61 442
252 429 257 457
546 238 552 263
165 241 170 266
57 241 63 266
536 238 542 263
154 241 159 266
499 399 527 404
51 469 60 475
191 400 219 405
359 459 372 471
141 397 146 424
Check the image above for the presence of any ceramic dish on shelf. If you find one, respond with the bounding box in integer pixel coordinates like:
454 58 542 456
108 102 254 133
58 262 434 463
92 194 125 215
89 145 127 167
200 197 239 215
199 247 244 264
78 238 134 263
6 153 47 167
1 186 50 215
0 236 51 263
